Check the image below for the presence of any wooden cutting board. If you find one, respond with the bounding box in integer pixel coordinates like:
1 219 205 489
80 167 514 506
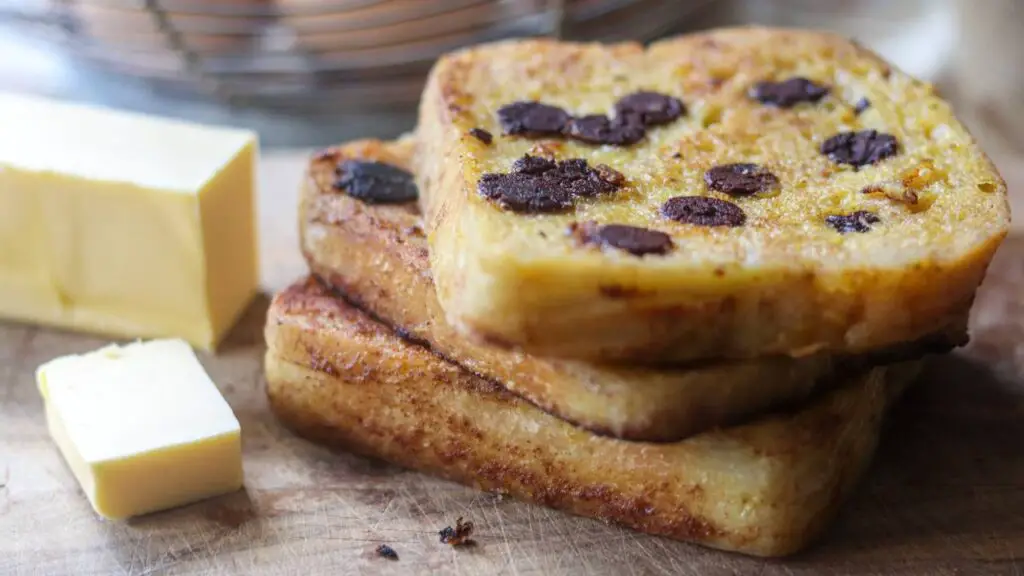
2 154 1022 575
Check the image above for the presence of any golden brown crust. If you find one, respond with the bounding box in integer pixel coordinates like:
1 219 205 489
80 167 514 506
301 137 843 441
264 277 922 557
415 27 1009 363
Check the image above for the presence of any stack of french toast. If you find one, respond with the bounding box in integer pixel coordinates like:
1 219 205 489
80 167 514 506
263 27 1010 557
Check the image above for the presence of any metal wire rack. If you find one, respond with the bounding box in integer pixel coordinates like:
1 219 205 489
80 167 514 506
6 0 724 108
1 0 719 145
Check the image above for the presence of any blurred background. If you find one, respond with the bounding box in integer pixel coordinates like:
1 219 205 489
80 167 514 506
1 0 1020 208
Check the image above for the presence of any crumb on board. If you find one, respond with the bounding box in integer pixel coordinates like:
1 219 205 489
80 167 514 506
439 517 475 546
375 544 398 560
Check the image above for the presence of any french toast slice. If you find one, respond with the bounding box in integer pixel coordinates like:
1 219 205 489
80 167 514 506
264 277 922 557
302 137 839 442
415 27 1009 363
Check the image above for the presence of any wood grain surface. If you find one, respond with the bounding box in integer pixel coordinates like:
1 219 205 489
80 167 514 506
1 154 1022 575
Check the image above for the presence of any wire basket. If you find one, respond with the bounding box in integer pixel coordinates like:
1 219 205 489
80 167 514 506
2 0 720 145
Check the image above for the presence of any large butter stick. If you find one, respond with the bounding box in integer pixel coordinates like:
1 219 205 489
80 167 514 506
37 339 243 520
0 92 258 350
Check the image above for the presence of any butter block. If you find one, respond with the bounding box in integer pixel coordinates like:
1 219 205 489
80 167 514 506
37 339 243 520
0 92 259 350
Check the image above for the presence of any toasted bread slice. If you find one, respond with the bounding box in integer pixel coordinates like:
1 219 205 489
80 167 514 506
415 27 1009 363
264 277 922 557
302 137 840 441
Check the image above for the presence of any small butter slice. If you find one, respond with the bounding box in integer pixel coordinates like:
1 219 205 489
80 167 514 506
37 339 243 520
0 91 258 350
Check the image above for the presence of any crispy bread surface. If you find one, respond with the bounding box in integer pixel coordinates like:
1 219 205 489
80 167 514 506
264 277 921 557
416 27 1008 362
302 138 838 441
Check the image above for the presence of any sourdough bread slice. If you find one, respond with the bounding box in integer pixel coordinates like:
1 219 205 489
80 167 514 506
264 276 922 557
415 27 1009 363
302 137 837 441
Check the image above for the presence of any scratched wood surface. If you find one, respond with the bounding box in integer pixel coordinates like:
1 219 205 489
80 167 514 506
1 154 1022 575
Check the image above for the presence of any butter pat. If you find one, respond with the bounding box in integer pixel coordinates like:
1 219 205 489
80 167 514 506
37 339 243 519
0 92 258 350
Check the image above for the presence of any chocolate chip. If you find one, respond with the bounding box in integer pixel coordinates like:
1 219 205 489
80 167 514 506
853 97 871 115
513 155 556 175
750 77 830 108
825 211 881 233
566 114 645 145
334 160 418 204
547 159 620 197
478 156 622 213
497 94 683 148
571 221 673 256
497 101 571 137
661 196 746 227
820 130 899 168
468 127 493 144
703 163 779 196
478 173 574 213
549 159 621 197
565 158 618 194
597 225 674 256
614 91 685 126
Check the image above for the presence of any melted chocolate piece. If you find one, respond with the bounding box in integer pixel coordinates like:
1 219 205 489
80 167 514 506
750 77 830 108
495 92 685 148
468 127 493 144
614 91 686 126
704 163 780 196
821 130 900 168
661 196 746 227
571 221 673 256
478 155 623 213
513 155 556 174
566 114 646 145
333 160 418 204
478 172 574 213
497 101 571 137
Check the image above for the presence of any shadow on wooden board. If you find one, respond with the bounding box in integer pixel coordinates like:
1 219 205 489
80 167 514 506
799 354 1024 572
796 236 1024 572
218 292 272 351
